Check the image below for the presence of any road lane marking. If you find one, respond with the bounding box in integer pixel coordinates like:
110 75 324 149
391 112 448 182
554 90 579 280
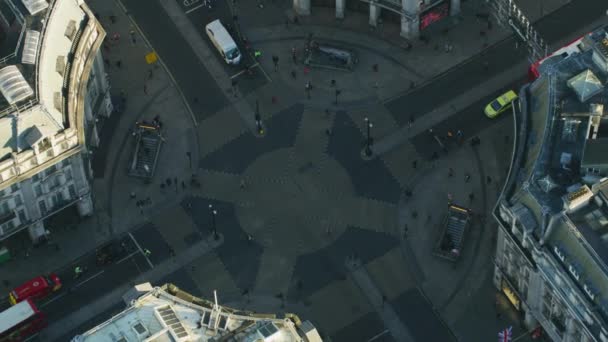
185 4 204 14
40 292 67 308
116 250 140 264
128 232 154 269
74 270 104 288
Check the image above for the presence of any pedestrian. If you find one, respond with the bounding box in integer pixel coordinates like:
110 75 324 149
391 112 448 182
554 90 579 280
240 179 246 189
115 60 122 68
104 58 111 68
409 81 416 89
109 15 116 24
291 47 297 63
372 64 378 72
74 266 83 278
487 176 492 184
330 79 336 87
403 224 408 238
408 116 414 127
305 81 312 99
254 50 262 59
325 128 331 137
405 189 412 197
448 168 454 177
182 181 186 189
231 79 238 97
143 248 151 257
112 33 120 42
130 192 136 200
148 69 153 80
469 192 475 202
412 160 417 169
130 30 136 44
272 55 279 71
143 84 148 95
291 70 296 79
464 173 471 183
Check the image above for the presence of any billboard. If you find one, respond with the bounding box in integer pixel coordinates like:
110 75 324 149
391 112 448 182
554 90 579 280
419 1 450 30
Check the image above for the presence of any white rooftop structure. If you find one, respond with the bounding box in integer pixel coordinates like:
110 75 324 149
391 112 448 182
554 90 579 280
72 284 323 342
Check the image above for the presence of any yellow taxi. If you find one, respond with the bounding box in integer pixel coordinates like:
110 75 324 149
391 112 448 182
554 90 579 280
484 90 518 118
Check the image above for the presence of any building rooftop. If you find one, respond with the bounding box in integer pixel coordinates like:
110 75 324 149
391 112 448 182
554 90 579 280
72 283 323 342
501 24 608 336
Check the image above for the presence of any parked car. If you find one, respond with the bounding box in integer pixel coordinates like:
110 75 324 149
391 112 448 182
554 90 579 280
9 274 61 305
484 90 518 118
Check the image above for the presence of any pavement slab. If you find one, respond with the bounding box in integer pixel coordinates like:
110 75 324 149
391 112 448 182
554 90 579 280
151 205 198 251
186 252 241 301
199 103 303 173
365 248 417 300
327 111 402 203
307 277 373 336
341 197 398 235
253 250 296 296
197 106 247 158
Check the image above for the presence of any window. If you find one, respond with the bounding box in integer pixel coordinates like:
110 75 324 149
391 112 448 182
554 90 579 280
65 168 73 181
14 195 22 206
65 20 77 40
17 209 26 223
48 165 57 174
38 200 47 215
0 202 9 216
34 184 43 197
55 56 65 76
10 184 18 192
62 159 70 168
68 184 76 198
6 220 14 231
53 92 62 112
32 174 40 182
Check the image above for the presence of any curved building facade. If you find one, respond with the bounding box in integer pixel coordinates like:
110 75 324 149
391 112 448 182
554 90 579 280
293 0 461 38
493 26 608 342
0 0 110 244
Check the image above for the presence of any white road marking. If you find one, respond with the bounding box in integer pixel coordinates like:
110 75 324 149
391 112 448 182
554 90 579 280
116 250 140 264
40 292 67 307
74 270 105 288
367 329 390 342
128 232 154 269
185 4 204 14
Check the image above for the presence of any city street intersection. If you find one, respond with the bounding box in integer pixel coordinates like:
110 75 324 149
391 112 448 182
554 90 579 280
2 0 603 341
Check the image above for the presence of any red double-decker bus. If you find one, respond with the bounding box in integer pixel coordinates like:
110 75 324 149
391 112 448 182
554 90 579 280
528 33 589 81
0 299 46 341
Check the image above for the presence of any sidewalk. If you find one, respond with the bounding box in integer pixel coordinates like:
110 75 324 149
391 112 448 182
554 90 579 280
0 0 197 291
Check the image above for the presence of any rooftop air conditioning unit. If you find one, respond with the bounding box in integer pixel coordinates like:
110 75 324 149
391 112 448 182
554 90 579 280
131 322 149 339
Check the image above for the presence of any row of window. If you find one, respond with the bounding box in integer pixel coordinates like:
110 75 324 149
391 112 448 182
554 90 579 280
38 184 77 215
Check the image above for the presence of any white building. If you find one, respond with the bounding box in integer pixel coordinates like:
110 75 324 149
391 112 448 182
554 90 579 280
292 0 461 38
0 0 110 244
72 283 323 342
493 26 608 341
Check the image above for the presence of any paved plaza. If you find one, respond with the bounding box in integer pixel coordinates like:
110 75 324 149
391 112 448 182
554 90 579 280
3 0 607 341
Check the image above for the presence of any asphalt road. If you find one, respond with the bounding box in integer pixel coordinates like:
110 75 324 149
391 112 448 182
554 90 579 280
385 0 607 126
121 0 229 123
409 77 526 159
23 225 174 324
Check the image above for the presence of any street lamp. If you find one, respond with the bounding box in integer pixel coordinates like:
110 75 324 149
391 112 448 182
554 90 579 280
209 204 218 240
186 151 192 171
364 117 373 156
255 100 263 135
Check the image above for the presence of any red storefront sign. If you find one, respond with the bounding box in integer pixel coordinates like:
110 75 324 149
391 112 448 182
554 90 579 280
420 1 450 30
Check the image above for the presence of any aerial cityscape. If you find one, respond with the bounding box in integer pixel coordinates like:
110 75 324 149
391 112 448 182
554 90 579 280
0 0 606 341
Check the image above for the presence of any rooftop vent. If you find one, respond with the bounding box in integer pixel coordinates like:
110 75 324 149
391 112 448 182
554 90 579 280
131 321 149 339
21 30 40 65
563 185 593 212
567 69 603 102
0 66 33 105
21 0 48 16
156 305 189 339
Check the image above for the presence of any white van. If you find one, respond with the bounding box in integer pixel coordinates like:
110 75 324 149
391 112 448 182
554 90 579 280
205 19 241 65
